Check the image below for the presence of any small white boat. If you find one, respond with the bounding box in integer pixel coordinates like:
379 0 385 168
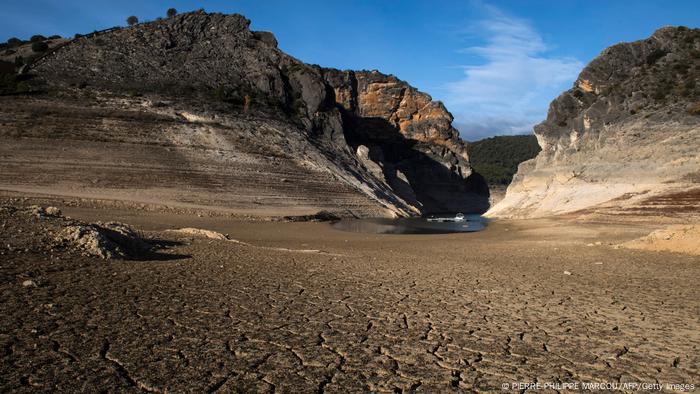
426 213 466 222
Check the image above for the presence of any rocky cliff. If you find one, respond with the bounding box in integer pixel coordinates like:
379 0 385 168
488 27 700 219
322 69 488 213
1 11 487 217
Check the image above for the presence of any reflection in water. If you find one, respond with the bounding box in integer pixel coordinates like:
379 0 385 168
332 214 487 234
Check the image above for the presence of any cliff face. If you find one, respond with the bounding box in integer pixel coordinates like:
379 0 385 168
2 11 487 216
323 69 487 213
488 27 700 219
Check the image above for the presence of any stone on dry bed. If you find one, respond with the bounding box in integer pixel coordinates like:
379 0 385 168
29 205 62 218
2 204 151 259
55 222 150 259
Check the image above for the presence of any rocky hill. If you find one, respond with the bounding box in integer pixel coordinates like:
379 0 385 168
0 11 488 217
489 26 700 219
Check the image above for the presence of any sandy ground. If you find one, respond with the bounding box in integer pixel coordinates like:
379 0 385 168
622 225 700 256
1 195 699 393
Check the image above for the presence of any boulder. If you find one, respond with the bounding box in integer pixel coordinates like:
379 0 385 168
56 222 149 259
252 31 278 47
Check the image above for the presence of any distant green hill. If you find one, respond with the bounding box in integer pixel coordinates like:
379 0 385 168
468 135 541 186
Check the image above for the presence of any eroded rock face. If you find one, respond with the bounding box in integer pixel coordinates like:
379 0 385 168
323 70 470 171
32 12 315 117
22 11 487 216
323 69 488 213
489 27 700 218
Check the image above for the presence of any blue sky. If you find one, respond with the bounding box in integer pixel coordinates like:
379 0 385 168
2 1 699 140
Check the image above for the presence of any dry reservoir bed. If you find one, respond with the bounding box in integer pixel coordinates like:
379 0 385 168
1 201 699 392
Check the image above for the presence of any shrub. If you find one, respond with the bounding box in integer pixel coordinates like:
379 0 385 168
30 35 46 42
673 62 690 74
6 37 22 47
0 74 31 95
212 86 227 101
48 35 61 40
652 91 667 100
126 16 139 26
291 92 305 115
212 86 246 105
167 8 177 18
646 49 667 65
31 41 48 52
0 60 14 74
689 102 700 116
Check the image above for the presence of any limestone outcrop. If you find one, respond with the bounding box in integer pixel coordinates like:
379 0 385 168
488 27 700 218
323 69 488 213
57 222 149 259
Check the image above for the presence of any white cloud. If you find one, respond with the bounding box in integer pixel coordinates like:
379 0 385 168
443 6 583 140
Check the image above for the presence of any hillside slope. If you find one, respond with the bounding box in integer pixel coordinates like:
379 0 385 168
489 27 700 219
468 135 541 186
0 11 488 217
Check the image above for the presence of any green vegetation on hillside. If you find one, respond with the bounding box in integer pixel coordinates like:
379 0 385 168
0 74 31 95
469 135 541 186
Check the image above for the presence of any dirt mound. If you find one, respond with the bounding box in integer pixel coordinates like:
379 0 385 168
167 227 229 240
56 222 148 259
56 222 150 259
621 224 700 255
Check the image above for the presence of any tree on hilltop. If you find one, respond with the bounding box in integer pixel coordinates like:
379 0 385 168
167 8 177 18
31 41 49 52
127 16 139 26
6 37 22 47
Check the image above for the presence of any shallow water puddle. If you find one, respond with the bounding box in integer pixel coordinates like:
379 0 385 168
332 214 487 234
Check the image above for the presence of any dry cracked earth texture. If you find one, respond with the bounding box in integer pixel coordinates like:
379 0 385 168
1 200 699 393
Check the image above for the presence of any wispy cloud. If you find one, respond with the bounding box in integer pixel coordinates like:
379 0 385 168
443 5 583 140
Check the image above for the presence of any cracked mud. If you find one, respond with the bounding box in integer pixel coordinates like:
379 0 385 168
1 202 699 392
